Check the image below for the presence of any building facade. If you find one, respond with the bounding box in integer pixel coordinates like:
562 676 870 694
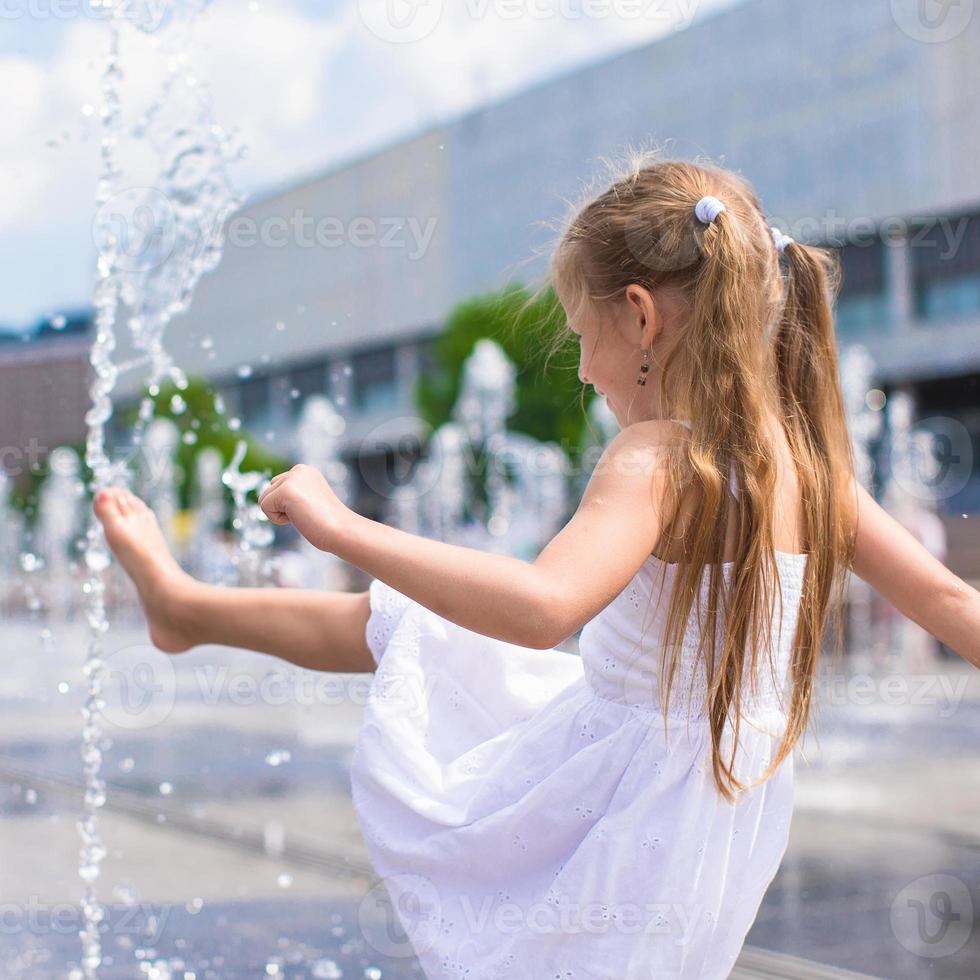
0 313 93 490
4 0 979 563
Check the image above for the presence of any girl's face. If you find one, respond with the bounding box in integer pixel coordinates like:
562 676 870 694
564 284 678 428
568 308 628 413
568 292 652 427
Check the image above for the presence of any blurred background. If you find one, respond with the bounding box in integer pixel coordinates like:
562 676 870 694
2 1 979 977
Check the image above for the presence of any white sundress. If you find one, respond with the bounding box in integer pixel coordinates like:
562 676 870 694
349 544 806 979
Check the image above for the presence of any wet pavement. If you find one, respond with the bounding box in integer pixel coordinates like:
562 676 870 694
2 616 978 978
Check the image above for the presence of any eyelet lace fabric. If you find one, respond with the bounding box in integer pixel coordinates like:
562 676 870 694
349 552 807 979
365 575 415 664
581 551 806 732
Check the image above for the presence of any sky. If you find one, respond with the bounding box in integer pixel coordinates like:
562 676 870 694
0 0 744 329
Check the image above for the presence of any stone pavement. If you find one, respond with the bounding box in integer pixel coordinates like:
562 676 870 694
2 618 977 978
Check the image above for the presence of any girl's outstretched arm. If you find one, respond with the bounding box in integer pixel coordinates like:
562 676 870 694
260 420 681 650
849 479 980 668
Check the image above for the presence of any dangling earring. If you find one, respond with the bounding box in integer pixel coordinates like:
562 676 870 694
636 347 650 386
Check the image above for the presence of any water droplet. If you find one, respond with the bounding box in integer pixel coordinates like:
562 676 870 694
20 552 42 573
85 548 111 573
158 781 173 796
265 750 291 767
236 364 253 379
276 873 293 889
57 681 70 694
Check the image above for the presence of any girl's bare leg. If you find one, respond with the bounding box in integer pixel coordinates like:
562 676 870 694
93 486 376 673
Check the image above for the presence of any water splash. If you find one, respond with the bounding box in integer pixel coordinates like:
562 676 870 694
222 439 275 586
80 3 240 975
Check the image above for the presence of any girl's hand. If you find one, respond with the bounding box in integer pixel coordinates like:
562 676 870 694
257 464 351 553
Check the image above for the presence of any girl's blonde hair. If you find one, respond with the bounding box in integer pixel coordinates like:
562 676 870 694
530 147 856 803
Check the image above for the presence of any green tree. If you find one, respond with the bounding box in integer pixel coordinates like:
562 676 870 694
414 283 596 462
122 377 291 510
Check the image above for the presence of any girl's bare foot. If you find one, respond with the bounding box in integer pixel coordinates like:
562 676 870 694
93 486 196 653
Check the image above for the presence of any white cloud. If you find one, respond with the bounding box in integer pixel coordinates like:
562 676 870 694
0 0 743 324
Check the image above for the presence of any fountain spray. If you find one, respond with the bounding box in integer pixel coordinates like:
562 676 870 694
80 3 241 974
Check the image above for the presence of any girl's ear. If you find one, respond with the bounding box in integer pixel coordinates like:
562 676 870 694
625 283 659 348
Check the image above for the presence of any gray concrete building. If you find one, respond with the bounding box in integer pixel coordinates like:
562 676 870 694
0 313 92 488
6 0 980 538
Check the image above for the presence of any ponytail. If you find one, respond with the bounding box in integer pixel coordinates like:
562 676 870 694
768 240 855 775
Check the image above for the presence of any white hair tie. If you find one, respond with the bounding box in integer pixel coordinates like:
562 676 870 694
694 195 726 224
770 226 794 253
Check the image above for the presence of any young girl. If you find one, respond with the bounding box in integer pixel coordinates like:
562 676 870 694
94 154 980 979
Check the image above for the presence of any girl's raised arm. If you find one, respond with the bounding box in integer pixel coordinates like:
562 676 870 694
848 479 980 668
332 420 679 650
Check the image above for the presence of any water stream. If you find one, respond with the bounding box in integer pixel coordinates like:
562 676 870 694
80 4 240 974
